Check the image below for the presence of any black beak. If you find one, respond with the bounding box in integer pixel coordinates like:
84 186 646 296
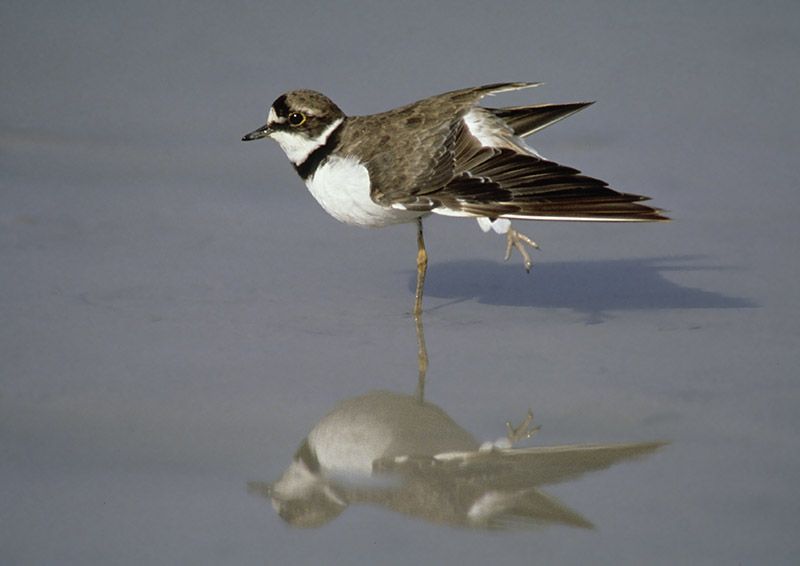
242 123 272 141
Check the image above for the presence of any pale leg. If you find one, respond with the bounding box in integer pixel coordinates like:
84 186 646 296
504 225 539 272
413 218 428 316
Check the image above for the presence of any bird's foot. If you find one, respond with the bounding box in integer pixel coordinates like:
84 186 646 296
505 409 540 447
504 227 539 272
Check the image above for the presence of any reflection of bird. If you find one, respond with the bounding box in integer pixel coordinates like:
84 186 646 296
249 391 666 529
242 83 668 314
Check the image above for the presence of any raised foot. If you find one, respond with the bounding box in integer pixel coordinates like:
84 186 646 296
505 409 541 447
504 227 539 272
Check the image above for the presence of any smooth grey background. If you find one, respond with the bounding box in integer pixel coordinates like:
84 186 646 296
2 1 799 564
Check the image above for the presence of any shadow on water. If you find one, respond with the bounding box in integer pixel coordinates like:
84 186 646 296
410 255 756 318
249 317 667 531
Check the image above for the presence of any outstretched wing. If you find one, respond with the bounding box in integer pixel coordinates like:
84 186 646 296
391 117 668 222
444 126 668 221
354 83 541 207
358 82 667 222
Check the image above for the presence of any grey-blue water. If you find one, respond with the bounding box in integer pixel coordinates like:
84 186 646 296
2 2 798 564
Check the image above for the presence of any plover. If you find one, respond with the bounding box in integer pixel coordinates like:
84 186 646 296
242 82 668 315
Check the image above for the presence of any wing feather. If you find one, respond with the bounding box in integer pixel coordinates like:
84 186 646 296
360 83 667 222
365 83 542 206
488 102 594 138
430 125 667 222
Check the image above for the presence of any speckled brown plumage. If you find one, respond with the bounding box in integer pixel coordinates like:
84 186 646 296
242 82 668 313
263 82 667 222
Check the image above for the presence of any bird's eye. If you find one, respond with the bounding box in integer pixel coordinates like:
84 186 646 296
288 112 306 126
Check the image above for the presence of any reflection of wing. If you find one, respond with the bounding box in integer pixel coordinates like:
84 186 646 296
370 442 666 529
364 459 598 530
375 441 667 488
470 488 594 530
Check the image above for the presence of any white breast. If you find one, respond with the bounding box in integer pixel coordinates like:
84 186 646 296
306 156 422 228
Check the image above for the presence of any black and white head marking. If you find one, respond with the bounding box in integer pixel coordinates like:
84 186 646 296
265 91 345 169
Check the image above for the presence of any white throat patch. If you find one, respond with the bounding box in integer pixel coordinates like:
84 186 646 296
269 117 343 165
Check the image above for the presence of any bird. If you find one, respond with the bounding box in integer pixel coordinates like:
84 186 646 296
249 389 666 529
242 82 668 315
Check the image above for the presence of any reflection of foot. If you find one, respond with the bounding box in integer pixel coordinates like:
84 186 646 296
504 227 539 272
505 409 541 447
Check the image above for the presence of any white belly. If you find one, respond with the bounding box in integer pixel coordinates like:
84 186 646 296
305 156 423 227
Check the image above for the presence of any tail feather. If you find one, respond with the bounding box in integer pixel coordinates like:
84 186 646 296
488 102 594 138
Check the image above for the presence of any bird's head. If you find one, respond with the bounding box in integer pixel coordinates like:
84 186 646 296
242 90 345 165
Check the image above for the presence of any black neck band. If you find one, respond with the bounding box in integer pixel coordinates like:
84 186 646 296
294 121 343 180
294 439 320 473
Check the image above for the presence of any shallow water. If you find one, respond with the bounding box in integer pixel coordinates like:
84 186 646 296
2 1 799 564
